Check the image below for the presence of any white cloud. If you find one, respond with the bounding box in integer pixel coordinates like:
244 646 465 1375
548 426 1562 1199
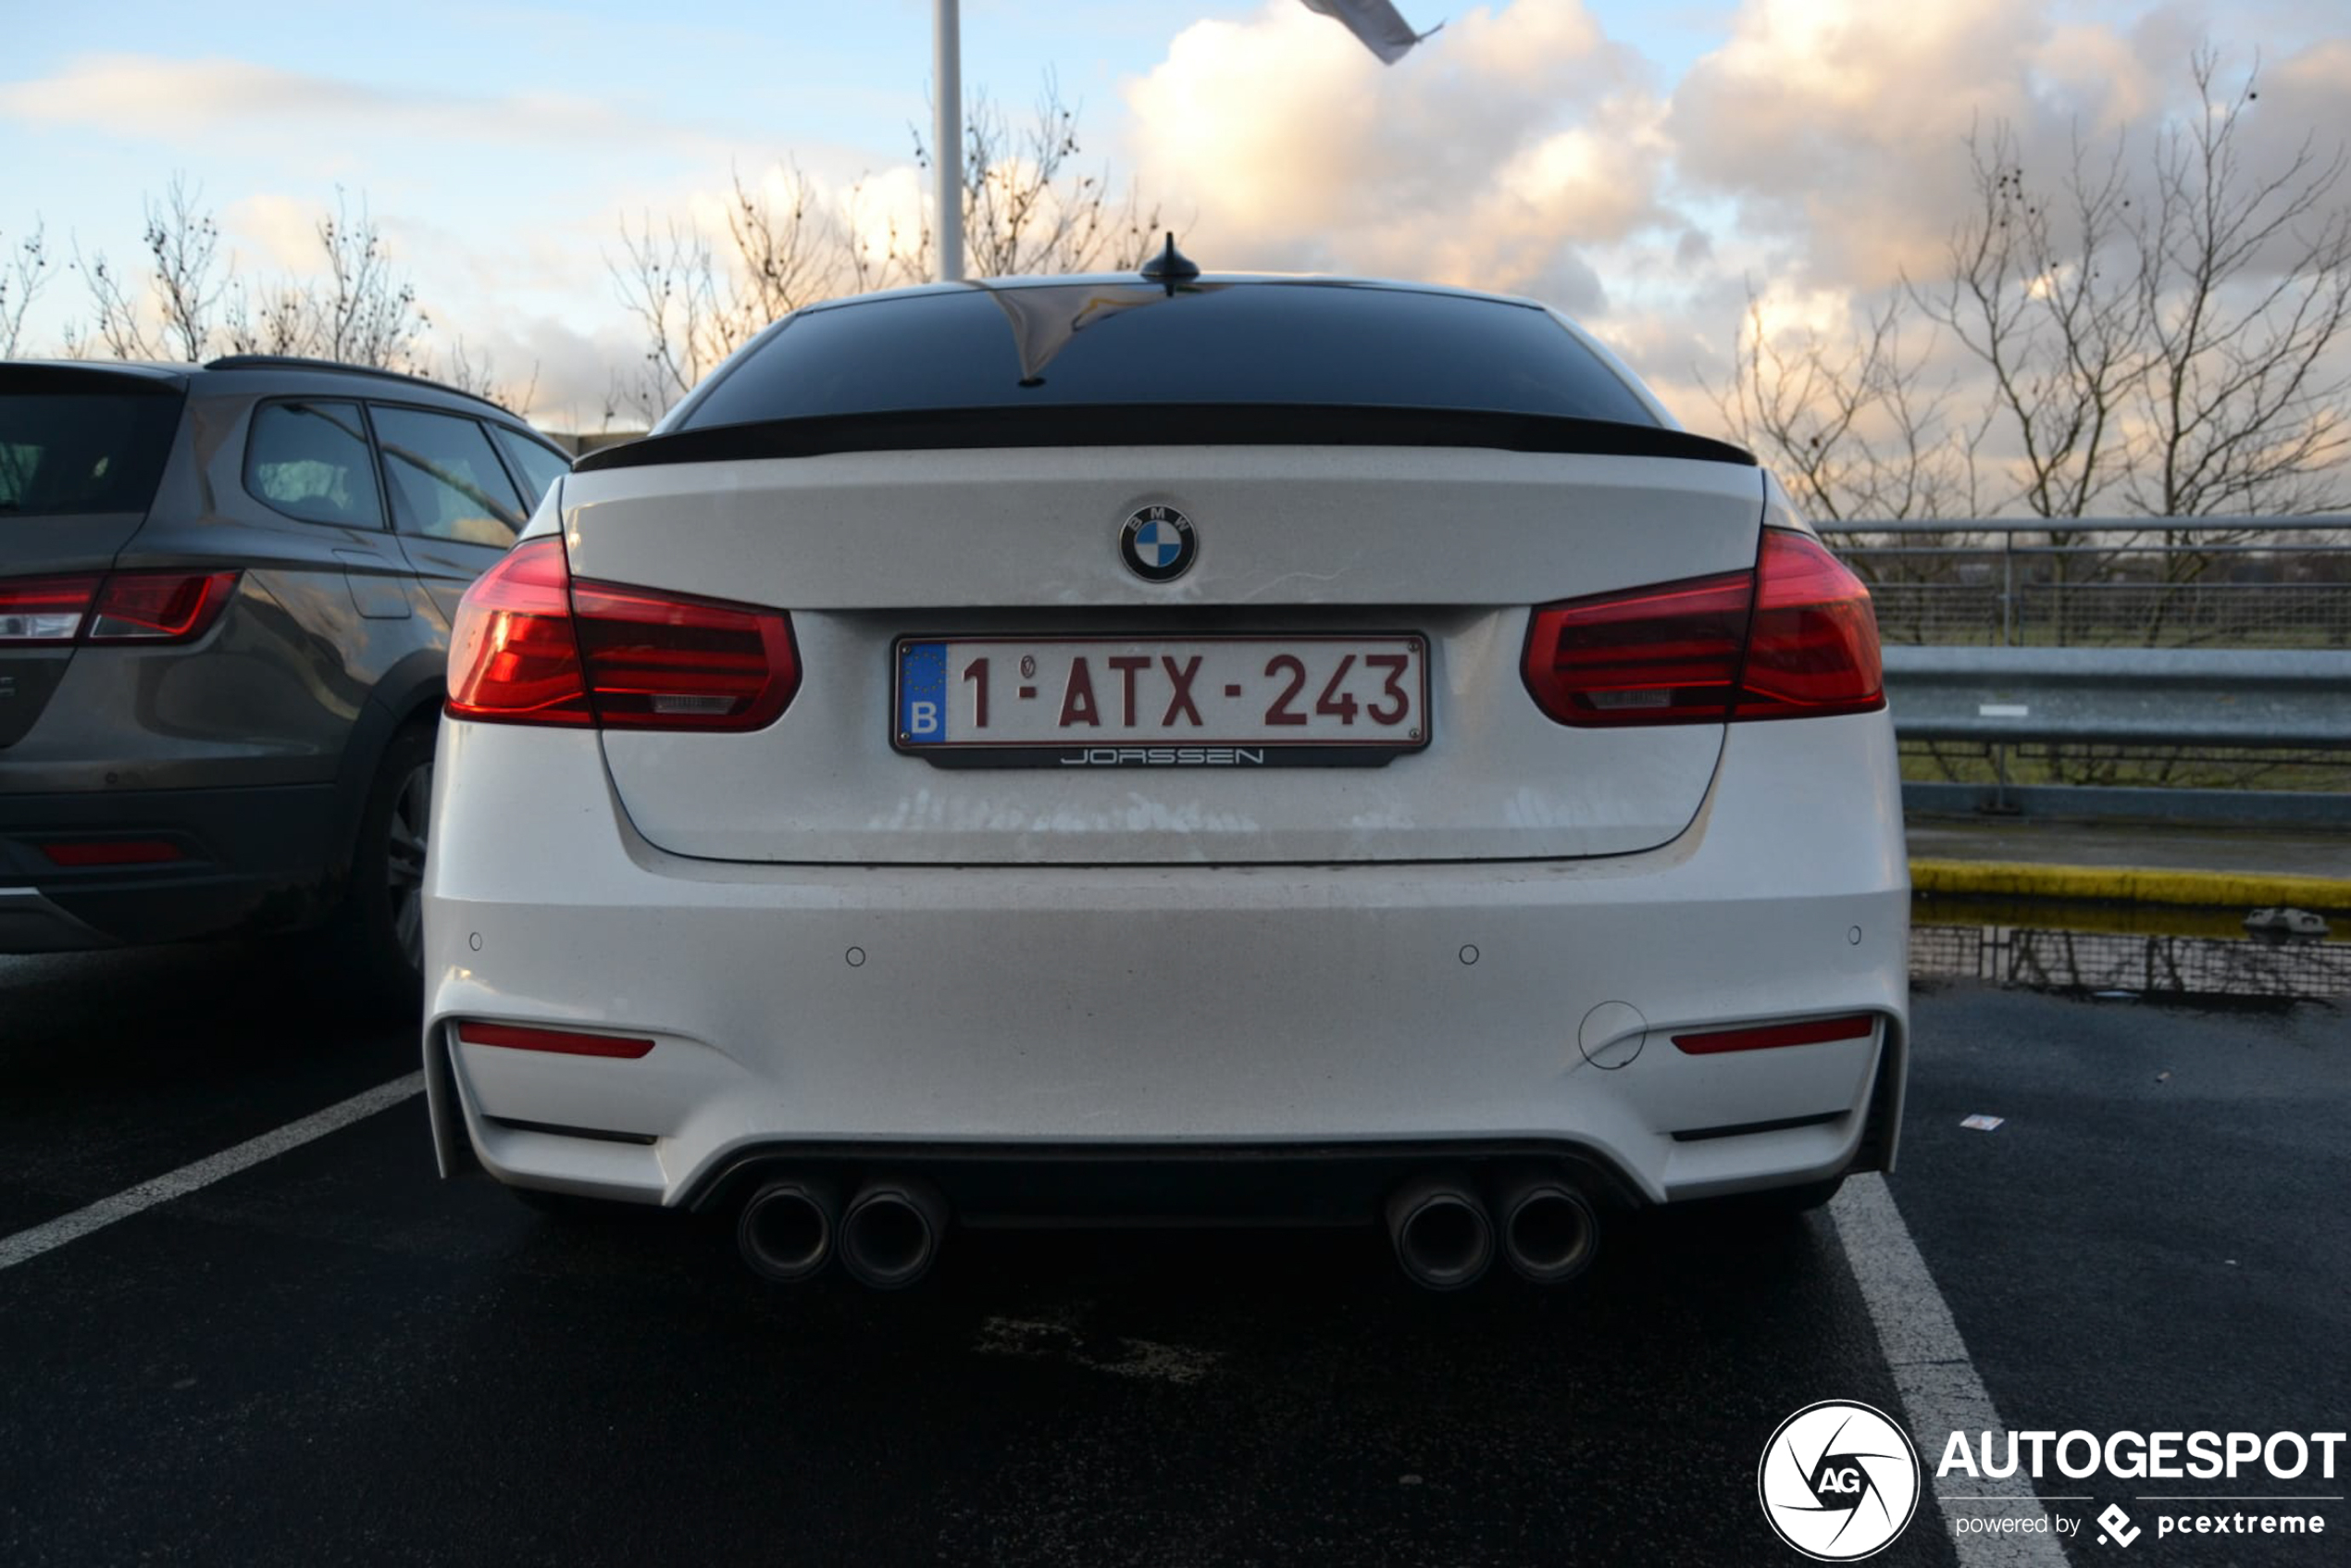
1663 0 2066 288
1123 1 1667 309
0 54 708 157
222 193 323 273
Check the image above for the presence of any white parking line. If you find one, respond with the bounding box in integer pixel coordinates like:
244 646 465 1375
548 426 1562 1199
1830 1174 2072 1566
0 1072 423 1274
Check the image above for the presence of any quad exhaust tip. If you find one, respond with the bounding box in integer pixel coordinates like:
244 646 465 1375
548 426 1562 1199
737 1177 838 1284
1385 1171 1496 1290
838 1176 949 1290
1385 1166 1600 1290
1493 1167 1599 1285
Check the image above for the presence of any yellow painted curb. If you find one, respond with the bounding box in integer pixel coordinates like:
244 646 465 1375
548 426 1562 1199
1909 858 2351 912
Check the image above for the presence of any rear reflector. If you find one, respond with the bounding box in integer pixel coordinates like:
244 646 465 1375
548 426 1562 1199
446 537 799 732
0 570 238 647
1522 529 1883 726
1673 1014 1878 1054
39 839 187 867
456 1021 657 1059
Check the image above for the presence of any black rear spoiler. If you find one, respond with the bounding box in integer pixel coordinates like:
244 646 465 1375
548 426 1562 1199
575 404 1758 473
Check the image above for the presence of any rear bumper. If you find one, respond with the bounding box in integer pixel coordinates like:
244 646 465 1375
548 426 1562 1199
0 782 345 950
423 711 1911 1214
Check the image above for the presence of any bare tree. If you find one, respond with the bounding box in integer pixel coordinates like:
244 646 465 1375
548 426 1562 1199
68 242 164 362
1893 56 2351 527
1712 289 1980 525
0 223 47 357
1718 48 2351 663
317 192 427 369
925 76 1164 280
1911 123 2149 522
442 334 538 416
2128 49 2351 518
49 180 537 411
224 190 429 373
610 212 735 421
726 163 857 327
146 178 229 364
613 79 1166 421
64 176 234 362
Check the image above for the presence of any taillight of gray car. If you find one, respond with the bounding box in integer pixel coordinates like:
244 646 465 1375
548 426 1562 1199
421 271 1909 1290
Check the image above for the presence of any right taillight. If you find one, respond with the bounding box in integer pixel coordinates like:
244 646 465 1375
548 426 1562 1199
1733 529 1885 720
1522 528 1882 727
445 536 799 732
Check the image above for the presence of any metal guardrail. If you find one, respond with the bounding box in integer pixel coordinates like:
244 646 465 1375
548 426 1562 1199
1881 647 2351 827
1881 646 2351 750
1822 517 2351 826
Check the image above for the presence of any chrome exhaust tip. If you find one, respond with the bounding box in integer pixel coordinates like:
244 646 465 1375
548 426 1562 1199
1493 1167 1598 1285
1385 1171 1495 1290
838 1176 949 1290
737 1177 837 1284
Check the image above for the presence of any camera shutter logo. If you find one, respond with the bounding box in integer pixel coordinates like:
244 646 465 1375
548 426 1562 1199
1758 1400 1922 1561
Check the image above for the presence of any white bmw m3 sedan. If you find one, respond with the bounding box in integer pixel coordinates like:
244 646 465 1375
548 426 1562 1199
421 259 1909 1291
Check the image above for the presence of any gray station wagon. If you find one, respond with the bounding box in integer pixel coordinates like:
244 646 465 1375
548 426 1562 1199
0 355 570 1006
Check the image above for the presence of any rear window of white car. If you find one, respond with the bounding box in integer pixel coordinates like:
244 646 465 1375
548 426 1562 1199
672 281 1658 432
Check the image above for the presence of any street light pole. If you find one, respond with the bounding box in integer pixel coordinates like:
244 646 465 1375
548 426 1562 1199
933 0 964 281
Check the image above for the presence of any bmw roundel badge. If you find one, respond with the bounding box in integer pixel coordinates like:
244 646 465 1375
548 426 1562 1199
1120 504 1197 583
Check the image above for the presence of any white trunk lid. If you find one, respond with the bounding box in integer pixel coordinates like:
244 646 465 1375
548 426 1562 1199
561 444 1763 865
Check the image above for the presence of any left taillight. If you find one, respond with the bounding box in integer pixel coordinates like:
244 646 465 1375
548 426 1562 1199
0 570 238 648
445 536 799 732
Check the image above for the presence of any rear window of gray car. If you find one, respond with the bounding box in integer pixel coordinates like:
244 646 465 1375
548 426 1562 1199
0 377 182 518
671 281 1659 432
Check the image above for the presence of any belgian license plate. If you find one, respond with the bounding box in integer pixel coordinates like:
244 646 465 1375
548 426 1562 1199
892 634 1430 767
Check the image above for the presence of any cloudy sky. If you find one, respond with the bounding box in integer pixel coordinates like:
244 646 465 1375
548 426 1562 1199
3 0 2345 432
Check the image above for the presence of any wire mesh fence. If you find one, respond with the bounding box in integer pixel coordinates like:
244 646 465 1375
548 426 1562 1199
1819 519 2351 649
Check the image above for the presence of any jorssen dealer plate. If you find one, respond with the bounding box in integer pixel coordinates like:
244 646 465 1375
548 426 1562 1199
893 634 1430 767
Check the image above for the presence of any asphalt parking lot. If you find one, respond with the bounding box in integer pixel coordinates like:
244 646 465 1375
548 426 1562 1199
2 924 2345 1566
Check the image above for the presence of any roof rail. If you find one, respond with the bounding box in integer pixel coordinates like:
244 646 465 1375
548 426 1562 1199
199 355 510 415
